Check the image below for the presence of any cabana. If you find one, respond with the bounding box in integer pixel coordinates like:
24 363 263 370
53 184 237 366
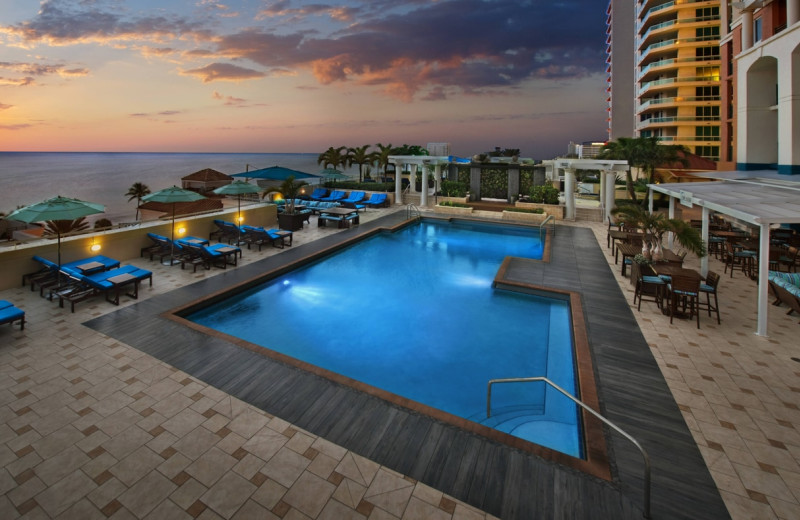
648 171 800 336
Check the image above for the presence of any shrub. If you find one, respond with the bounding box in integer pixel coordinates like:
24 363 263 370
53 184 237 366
438 200 469 208
441 180 467 197
529 185 560 204
504 207 544 214
94 218 113 229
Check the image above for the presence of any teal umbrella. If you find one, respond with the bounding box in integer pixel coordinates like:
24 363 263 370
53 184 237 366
6 195 105 283
213 180 261 244
142 186 205 264
319 168 349 185
231 165 319 181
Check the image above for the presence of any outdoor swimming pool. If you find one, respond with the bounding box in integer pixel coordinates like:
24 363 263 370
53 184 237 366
188 219 583 458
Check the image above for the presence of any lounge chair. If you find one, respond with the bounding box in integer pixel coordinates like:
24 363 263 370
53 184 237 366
769 271 800 322
141 233 172 261
0 303 25 330
27 255 121 296
241 225 292 251
341 191 365 204
308 188 328 201
55 264 153 312
320 190 346 202
362 193 388 208
209 220 241 244
181 242 241 271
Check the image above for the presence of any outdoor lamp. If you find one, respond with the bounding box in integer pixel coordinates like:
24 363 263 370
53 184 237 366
237 215 244 224
177 226 186 236
90 240 101 252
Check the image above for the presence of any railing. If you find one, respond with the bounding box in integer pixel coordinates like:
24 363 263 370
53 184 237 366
487 376 652 519
540 215 555 241
638 95 720 111
406 204 421 221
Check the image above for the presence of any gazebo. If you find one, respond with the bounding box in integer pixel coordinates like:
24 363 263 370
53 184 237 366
181 168 233 194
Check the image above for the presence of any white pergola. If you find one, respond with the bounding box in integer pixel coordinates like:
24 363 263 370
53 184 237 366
649 172 800 336
387 156 451 207
544 159 630 221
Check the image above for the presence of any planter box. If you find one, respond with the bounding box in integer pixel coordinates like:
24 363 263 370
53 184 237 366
502 210 548 224
433 205 473 215
277 212 305 231
438 196 469 205
515 201 564 219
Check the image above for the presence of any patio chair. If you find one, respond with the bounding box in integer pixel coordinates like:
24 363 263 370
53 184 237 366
341 191 365 204
778 246 799 273
320 190 346 202
181 243 241 271
768 271 800 322
309 188 328 201
363 193 388 208
723 241 755 278
141 233 172 261
699 271 721 324
633 262 665 311
667 273 701 328
241 225 292 251
55 264 153 312
0 303 25 330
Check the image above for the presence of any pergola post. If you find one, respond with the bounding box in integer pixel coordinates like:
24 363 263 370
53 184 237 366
756 224 771 337
667 196 676 249
700 207 710 278
604 171 616 222
434 164 442 205
564 168 576 220
394 161 404 205
420 164 428 207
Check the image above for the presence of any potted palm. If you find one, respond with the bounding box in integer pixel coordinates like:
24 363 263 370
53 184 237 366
262 175 308 231
612 204 706 260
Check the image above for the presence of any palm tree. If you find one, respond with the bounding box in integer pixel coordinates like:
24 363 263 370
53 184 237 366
125 182 151 220
597 137 640 201
43 217 91 237
348 145 373 183
261 175 308 215
612 204 706 258
374 143 394 177
317 146 348 171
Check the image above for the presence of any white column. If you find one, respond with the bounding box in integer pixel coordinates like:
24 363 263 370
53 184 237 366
648 189 654 214
420 165 429 207
700 207 710 278
741 10 753 50
410 164 418 194
434 164 442 204
604 172 616 222
564 168 576 220
667 196 676 249
788 0 799 26
394 161 403 204
599 170 606 213
756 224 771 337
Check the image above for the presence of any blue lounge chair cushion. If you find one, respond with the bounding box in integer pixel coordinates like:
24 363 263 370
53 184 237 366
700 283 714 292
0 306 24 325
0 300 14 310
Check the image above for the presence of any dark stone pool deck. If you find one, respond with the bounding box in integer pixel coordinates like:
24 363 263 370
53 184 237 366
86 213 729 519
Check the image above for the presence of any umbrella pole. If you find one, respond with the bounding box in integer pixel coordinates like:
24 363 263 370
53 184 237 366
169 203 176 266
57 231 62 286
237 196 242 245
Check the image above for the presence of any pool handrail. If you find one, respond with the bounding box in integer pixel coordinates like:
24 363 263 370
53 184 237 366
406 204 421 221
487 376 652 519
540 215 555 241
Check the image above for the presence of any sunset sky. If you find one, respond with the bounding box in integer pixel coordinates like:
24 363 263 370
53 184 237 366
0 0 607 158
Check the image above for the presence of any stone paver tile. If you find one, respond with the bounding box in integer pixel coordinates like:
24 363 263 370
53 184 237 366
310 437 348 462
161 408 207 438
453 502 489 520
334 477 368 509
110 445 164 486
242 427 288 461
170 477 207 510
87 476 127 510
232 498 281 520
335 452 381 487
31 424 84 459
200 470 257 518
185 446 238 488
172 425 221 460
251 478 287 510
286 431 315 455
282 471 335 518
318 496 367 520
145 497 192 519
58 497 106 520
233 453 266 480
363 469 415 518
34 469 95 518
100 425 152 460
117 469 177 517
402 496 451 520
308 452 339 480
367 506 401 520
227 408 270 439
262 446 311 489
34 445 90 486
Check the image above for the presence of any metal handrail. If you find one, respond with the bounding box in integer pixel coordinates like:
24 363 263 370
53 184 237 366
406 204 420 220
540 215 555 241
487 376 652 519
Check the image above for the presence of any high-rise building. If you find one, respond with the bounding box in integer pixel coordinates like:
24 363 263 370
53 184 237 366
720 0 799 174
606 1 636 139
635 0 722 161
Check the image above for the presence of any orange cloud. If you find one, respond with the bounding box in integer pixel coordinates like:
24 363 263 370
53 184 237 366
182 63 265 83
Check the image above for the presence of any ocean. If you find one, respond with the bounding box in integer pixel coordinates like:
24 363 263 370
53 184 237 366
0 152 359 224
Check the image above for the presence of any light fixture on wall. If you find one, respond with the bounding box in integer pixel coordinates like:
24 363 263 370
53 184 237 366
90 240 101 253
177 226 186 236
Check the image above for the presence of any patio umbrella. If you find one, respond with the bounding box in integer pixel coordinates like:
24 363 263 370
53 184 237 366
213 180 261 244
231 165 319 181
5 195 105 282
319 168 349 185
142 186 205 264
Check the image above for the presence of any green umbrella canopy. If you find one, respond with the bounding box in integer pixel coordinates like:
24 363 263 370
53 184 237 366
212 180 262 196
5 195 105 277
6 195 105 223
231 166 319 181
141 185 206 204
142 186 206 265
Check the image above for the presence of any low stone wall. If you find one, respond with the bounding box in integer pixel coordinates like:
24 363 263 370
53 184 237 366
502 210 549 224
0 204 277 292
515 202 564 219
433 204 473 216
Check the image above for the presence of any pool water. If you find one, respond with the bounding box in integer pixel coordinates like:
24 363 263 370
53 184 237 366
189 220 583 457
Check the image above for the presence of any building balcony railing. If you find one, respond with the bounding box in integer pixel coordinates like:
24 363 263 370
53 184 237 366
639 35 720 61
638 95 721 111
638 75 720 96
640 116 721 125
638 15 720 47
638 56 720 80
638 0 716 23
653 136 721 142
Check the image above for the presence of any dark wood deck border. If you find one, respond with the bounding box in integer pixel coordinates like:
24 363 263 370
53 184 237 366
85 213 729 520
